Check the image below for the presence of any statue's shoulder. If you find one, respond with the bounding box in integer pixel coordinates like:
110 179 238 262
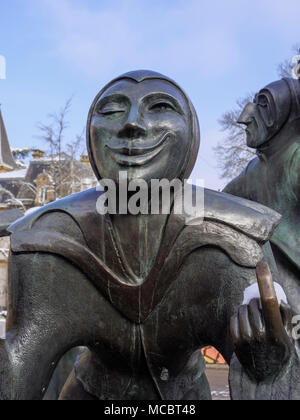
288 141 300 172
223 157 259 197
203 188 281 243
8 187 102 236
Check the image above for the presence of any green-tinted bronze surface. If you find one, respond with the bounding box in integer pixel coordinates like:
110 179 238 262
225 77 300 314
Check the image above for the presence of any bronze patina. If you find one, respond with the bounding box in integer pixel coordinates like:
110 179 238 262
0 71 298 400
224 77 300 315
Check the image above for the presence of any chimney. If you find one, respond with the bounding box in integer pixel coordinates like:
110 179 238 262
32 149 45 160
80 154 90 165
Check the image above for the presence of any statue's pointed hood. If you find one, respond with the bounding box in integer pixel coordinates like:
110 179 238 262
283 77 300 123
258 77 300 135
86 70 200 181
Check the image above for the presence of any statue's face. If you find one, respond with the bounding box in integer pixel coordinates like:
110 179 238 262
89 79 190 184
237 91 275 148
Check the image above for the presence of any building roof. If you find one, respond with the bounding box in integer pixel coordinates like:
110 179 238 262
0 169 27 180
0 110 96 209
0 110 18 171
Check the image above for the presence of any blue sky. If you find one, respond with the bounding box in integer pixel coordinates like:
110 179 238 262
0 0 299 190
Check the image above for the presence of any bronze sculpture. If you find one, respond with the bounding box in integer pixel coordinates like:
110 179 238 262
224 77 300 315
0 70 298 400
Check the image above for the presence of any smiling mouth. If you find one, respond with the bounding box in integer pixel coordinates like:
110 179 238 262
106 132 171 167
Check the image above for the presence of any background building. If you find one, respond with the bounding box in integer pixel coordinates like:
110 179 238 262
0 108 97 318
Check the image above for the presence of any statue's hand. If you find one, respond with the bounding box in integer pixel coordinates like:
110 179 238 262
230 261 293 382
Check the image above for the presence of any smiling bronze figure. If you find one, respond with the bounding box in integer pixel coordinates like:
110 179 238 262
1 70 300 400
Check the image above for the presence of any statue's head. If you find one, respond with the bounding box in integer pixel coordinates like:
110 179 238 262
87 70 200 184
238 78 300 149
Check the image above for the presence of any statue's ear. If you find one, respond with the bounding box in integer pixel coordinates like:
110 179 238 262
257 91 276 129
264 99 275 128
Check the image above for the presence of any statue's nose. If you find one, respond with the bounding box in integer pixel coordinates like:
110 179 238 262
118 122 146 139
118 106 146 139
237 103 256 125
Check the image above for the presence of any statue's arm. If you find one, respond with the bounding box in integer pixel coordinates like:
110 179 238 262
222 169 247 196
226 261 300 400
289 145 300 198
0 251 101 400
229 334 300 400
201 246 299 400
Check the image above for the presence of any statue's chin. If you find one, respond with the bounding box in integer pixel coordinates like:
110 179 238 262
246 136 256 148
246 132 264 149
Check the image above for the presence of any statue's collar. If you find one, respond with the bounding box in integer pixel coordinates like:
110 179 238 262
256 129 298 162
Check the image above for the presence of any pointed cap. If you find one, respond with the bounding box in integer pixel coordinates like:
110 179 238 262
0 108 17 171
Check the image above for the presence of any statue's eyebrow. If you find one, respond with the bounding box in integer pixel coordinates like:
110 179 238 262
142 92 185 116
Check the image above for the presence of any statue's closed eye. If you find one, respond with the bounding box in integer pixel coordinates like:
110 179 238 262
149 101 176 112
96 104 126 116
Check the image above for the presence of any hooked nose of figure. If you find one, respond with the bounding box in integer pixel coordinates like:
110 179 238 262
237 102 256 125
118 106 147 139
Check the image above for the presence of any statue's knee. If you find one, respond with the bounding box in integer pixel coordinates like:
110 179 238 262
59 370 97 401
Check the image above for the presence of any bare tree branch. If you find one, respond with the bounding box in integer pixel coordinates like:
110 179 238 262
277 44 300 78
37 99 89 200
214 94 256 179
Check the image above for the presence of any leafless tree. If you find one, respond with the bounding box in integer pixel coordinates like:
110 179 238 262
214 95 257 179
66 131 86 195
215 44 300 180
37 99 89 200
37 99 71 200
277 44 300 78
12 148 33 161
